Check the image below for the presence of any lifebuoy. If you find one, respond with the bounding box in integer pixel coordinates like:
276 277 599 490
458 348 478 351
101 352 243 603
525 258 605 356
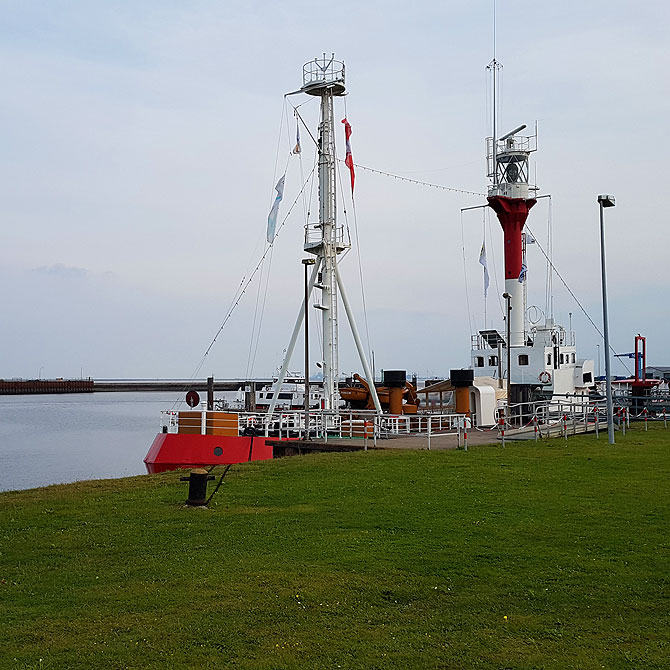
538 370 552 384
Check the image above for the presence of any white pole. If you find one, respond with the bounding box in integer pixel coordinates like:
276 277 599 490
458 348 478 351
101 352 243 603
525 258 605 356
317 91 339 412
268 258 322 417
335 263 383 414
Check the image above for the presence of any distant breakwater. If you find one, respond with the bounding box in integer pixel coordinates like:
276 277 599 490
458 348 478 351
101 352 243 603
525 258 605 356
0 379 95 395
0 379 278 395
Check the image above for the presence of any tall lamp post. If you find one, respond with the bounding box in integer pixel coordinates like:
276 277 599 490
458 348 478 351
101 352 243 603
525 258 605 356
503 292 512 418
598 194 616 444
302 258 316 439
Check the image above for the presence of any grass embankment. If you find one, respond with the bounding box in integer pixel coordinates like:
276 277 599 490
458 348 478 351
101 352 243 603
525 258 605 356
2 425 670 669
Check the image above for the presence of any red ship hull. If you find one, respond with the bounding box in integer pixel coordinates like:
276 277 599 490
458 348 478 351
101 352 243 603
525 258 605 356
144 433 274 474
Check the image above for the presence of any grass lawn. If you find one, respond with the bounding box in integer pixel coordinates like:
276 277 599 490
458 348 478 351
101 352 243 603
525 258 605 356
1 424 670 669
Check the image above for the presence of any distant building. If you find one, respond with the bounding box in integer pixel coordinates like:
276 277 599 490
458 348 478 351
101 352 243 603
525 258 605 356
645 366 670 382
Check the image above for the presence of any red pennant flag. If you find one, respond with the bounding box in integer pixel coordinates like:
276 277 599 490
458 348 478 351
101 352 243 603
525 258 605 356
341 117 355 195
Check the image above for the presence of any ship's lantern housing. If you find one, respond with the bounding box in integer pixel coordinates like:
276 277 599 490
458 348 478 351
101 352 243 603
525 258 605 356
486 128 538 199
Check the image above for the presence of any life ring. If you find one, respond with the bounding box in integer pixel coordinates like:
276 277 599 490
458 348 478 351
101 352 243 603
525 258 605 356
538 370 552 384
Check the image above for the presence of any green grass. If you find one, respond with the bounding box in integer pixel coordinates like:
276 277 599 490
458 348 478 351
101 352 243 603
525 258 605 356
2 424 670 669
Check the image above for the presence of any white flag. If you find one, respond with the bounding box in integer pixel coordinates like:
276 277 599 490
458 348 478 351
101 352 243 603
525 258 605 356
266 175 285 243
479 241 490 297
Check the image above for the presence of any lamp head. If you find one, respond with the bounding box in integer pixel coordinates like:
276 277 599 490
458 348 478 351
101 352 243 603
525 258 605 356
597 194 616 208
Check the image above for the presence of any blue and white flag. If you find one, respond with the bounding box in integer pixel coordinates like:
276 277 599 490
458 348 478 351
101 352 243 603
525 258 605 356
479 241 490 297
518 262 527 283
266 175 285 243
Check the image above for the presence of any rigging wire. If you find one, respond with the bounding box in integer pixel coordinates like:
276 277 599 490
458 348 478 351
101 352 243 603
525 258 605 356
287 99 319 149
486 207 505 319
525 222 633 376
545 197 554 319
342 97 373 363
249 243 275 377
342 161 485 197
460 210 476 338
245 250 266 378
186 164 318 385
482 209 487 329
247 142 292 378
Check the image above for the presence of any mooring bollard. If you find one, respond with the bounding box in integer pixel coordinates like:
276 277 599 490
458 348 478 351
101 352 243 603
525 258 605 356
180 468 215 507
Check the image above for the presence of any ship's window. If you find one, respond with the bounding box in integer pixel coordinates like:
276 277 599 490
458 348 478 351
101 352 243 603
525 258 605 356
583 372 593 384
518 354 529 366
488 356 498 366
475 356 484 367
265 392 273 399
560 353 564 364
571 353 576 363
278 393 293 400
547 354 552 365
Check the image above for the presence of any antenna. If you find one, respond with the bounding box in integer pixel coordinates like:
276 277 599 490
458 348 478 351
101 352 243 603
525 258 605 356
499 124 527 142
486 0 502 186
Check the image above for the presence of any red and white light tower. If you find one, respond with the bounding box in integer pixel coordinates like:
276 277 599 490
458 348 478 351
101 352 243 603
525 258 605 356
486 123 538 347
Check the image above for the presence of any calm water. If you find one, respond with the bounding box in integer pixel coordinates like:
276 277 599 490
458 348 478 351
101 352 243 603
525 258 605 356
0 392 182 492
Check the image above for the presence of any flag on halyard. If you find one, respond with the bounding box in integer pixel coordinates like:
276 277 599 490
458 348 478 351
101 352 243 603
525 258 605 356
479 241 490 297
525 232 536 245
518 262 527 283
341 117 355 194
266 175 285 243
293 120 301 154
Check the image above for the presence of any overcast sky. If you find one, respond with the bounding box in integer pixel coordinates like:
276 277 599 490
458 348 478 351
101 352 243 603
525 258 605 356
1 0 668 381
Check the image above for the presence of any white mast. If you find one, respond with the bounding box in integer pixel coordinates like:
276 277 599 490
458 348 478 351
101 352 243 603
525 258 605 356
268 55 381 417
302 54 345 410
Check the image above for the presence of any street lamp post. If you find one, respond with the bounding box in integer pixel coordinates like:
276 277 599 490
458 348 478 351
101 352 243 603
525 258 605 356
302 258 316 439
503 292 512 419
598 194 616 444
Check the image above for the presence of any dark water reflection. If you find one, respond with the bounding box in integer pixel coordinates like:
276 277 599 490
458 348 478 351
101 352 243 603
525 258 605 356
0 392 182 492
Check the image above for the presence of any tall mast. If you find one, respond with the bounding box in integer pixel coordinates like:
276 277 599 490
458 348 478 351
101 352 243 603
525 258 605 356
302 54 347 411
268 55 382 419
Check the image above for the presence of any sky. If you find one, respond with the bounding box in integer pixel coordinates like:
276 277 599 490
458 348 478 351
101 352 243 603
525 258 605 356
1 0 669 381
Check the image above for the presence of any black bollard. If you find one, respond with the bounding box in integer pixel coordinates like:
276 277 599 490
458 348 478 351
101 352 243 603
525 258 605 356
180 468 215 506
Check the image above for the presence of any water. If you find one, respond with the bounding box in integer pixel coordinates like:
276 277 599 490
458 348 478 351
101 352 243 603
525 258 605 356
0 392 181 492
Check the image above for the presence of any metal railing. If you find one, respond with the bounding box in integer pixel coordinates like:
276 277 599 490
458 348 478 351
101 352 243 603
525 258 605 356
160 395 669 452
302 57 345 88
